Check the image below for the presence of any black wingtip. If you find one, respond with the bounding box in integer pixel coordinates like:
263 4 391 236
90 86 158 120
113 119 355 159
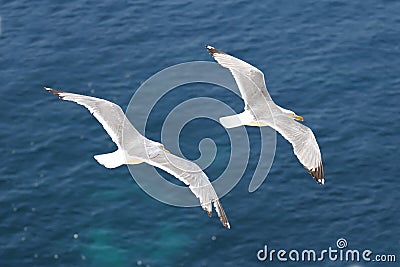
224 221 231 230
307 163 325 185
214 200 231 230
205 45 225 56
44 87 64 99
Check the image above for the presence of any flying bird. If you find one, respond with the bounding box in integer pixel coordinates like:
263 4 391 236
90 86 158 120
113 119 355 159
206 46 324 184
44 87 230 229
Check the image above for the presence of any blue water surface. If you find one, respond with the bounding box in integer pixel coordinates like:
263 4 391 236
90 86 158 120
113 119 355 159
0 0 399 266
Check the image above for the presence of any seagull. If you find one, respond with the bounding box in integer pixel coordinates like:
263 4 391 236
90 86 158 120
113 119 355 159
206 46 324 184
44 87 230 229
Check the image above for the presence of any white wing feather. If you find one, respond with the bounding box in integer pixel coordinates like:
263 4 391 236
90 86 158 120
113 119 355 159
270 116 324 184
145 150 230 229
206 45 272 106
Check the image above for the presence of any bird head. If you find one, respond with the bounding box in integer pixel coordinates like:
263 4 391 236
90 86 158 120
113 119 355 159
291 112 304 121
280 107 304 121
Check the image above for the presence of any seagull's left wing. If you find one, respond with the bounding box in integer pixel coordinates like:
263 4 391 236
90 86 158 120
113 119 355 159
206 45 272 107
270 115 324 184
143 147 230 229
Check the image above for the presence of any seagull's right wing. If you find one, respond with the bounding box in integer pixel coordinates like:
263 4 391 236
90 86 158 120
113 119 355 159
206 45 272 106
144 148 230 229
270 115 324 184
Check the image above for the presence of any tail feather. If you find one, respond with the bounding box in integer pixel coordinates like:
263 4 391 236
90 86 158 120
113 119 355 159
94 150 125 168
219 111 253 129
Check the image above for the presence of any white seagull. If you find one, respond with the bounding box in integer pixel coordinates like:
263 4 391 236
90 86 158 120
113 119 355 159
44 87 230 229
206 46 324 184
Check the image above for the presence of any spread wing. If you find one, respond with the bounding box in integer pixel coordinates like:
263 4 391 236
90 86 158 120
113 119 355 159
206 45 272 108
143 147 230 229
270 115 324 184
44 87 141 148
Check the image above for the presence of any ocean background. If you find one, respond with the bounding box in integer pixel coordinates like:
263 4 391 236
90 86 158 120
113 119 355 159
0 0 399 266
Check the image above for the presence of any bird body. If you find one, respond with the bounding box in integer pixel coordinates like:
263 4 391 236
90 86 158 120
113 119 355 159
44 87 230 229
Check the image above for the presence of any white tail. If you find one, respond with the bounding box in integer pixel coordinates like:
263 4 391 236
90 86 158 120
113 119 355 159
94 150 125 169
219 111 253 129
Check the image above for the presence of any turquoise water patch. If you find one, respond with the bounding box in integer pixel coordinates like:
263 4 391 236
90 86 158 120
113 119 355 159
83 228 129 267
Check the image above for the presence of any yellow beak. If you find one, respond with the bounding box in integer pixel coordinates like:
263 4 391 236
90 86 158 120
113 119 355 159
293 115 304 121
